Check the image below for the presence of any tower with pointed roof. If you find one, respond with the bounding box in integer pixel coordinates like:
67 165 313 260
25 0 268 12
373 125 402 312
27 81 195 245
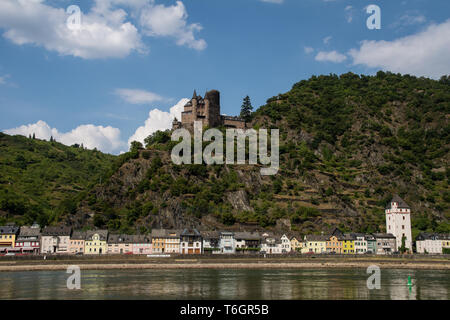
385 194 412 252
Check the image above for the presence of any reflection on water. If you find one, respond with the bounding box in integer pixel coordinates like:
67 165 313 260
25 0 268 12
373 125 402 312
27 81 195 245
0 268 448 300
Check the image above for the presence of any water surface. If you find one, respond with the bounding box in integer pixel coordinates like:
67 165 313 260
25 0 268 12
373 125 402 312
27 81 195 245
0 268 448 300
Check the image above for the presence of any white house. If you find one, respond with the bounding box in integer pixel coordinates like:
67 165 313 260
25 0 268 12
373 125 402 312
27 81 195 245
201 231 221 254
260 233 283 254
416 233 442 254
219 231 236 254
280 234 292 253
352 233 368 254
385 195 412 252
180 229 202 254
41 226 72 254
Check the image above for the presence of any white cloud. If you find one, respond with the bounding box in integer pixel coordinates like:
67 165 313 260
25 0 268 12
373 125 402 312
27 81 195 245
315 50 347 63
128 98 188 145
3 120 125 154
323 36 332 44
115 88 165 104
304 46 314 54
140 1 206 50
0 0 145 59
349 20 450 79
0 0 206 58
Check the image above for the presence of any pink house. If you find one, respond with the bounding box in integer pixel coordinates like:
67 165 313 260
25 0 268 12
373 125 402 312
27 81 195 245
132 235 152 255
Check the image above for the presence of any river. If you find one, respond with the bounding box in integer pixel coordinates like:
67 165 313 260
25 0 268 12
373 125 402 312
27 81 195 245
0 268 448 299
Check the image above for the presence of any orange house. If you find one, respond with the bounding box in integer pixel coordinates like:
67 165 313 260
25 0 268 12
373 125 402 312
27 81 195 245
326 228 343 254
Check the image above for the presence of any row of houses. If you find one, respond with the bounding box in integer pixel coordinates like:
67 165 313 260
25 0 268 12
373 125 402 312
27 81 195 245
1 224 449 256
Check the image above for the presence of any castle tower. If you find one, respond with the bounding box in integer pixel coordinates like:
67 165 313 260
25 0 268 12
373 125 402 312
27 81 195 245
385 195 412 252
204 90 220 127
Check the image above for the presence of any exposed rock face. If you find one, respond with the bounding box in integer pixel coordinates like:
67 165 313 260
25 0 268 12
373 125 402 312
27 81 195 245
226 190 252 212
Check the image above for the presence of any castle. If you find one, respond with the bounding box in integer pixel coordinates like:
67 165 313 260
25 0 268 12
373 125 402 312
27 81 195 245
172 90 246 130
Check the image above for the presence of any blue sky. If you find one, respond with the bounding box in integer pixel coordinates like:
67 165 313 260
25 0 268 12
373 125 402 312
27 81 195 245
0 0 449 154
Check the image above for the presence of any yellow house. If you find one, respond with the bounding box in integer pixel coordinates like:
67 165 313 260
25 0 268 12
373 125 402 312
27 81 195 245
302 235 327 254
342 234 355 254
85 230 108 255
290 235 303 253
0 226 19 250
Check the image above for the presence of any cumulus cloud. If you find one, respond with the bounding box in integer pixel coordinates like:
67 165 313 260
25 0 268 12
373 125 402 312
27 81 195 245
0 0 206 59
3 120 125 154
128 98 188 146
115 88 165 104
139 1 206 50
349 19 450 79
315 50 347 63
323 36 332 45
0 0 145 59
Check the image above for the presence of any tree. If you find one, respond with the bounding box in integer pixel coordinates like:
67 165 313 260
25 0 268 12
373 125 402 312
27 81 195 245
130 141 143 153
32 133 35 140
144 130 170 148
399 235 407 254
240 96 253 123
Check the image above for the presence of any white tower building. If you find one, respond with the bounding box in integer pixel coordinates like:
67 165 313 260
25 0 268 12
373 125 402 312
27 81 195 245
385 195 412 252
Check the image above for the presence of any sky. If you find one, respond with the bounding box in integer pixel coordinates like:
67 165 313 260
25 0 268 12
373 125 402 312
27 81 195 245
0 0 449 154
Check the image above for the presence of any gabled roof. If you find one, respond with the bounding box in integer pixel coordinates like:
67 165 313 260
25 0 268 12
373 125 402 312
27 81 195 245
342 233 356 241
71 231 87 240
415 232 443 241
331 227 344 237
18 226 41 237
200 231 220 239
0 226 20 235
108 234 133 244
86 230 108 241
385 194 410 209
181 229 201 237
42 226 72 236
151 229 181 238
132 235 151 243
235 232 261 241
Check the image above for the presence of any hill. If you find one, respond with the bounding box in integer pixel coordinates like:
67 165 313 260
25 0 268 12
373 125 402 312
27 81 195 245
1 72 449 238
0 133 115 226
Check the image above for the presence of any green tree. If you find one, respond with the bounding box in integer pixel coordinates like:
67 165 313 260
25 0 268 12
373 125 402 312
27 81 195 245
130 141 143 152
399 235 407 253
144 130 171 148
240 96 253 123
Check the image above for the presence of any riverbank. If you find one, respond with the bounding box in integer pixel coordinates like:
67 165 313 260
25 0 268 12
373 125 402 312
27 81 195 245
0 255 449 272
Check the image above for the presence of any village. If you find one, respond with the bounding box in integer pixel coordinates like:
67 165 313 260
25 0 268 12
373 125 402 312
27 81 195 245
1 195 449 256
